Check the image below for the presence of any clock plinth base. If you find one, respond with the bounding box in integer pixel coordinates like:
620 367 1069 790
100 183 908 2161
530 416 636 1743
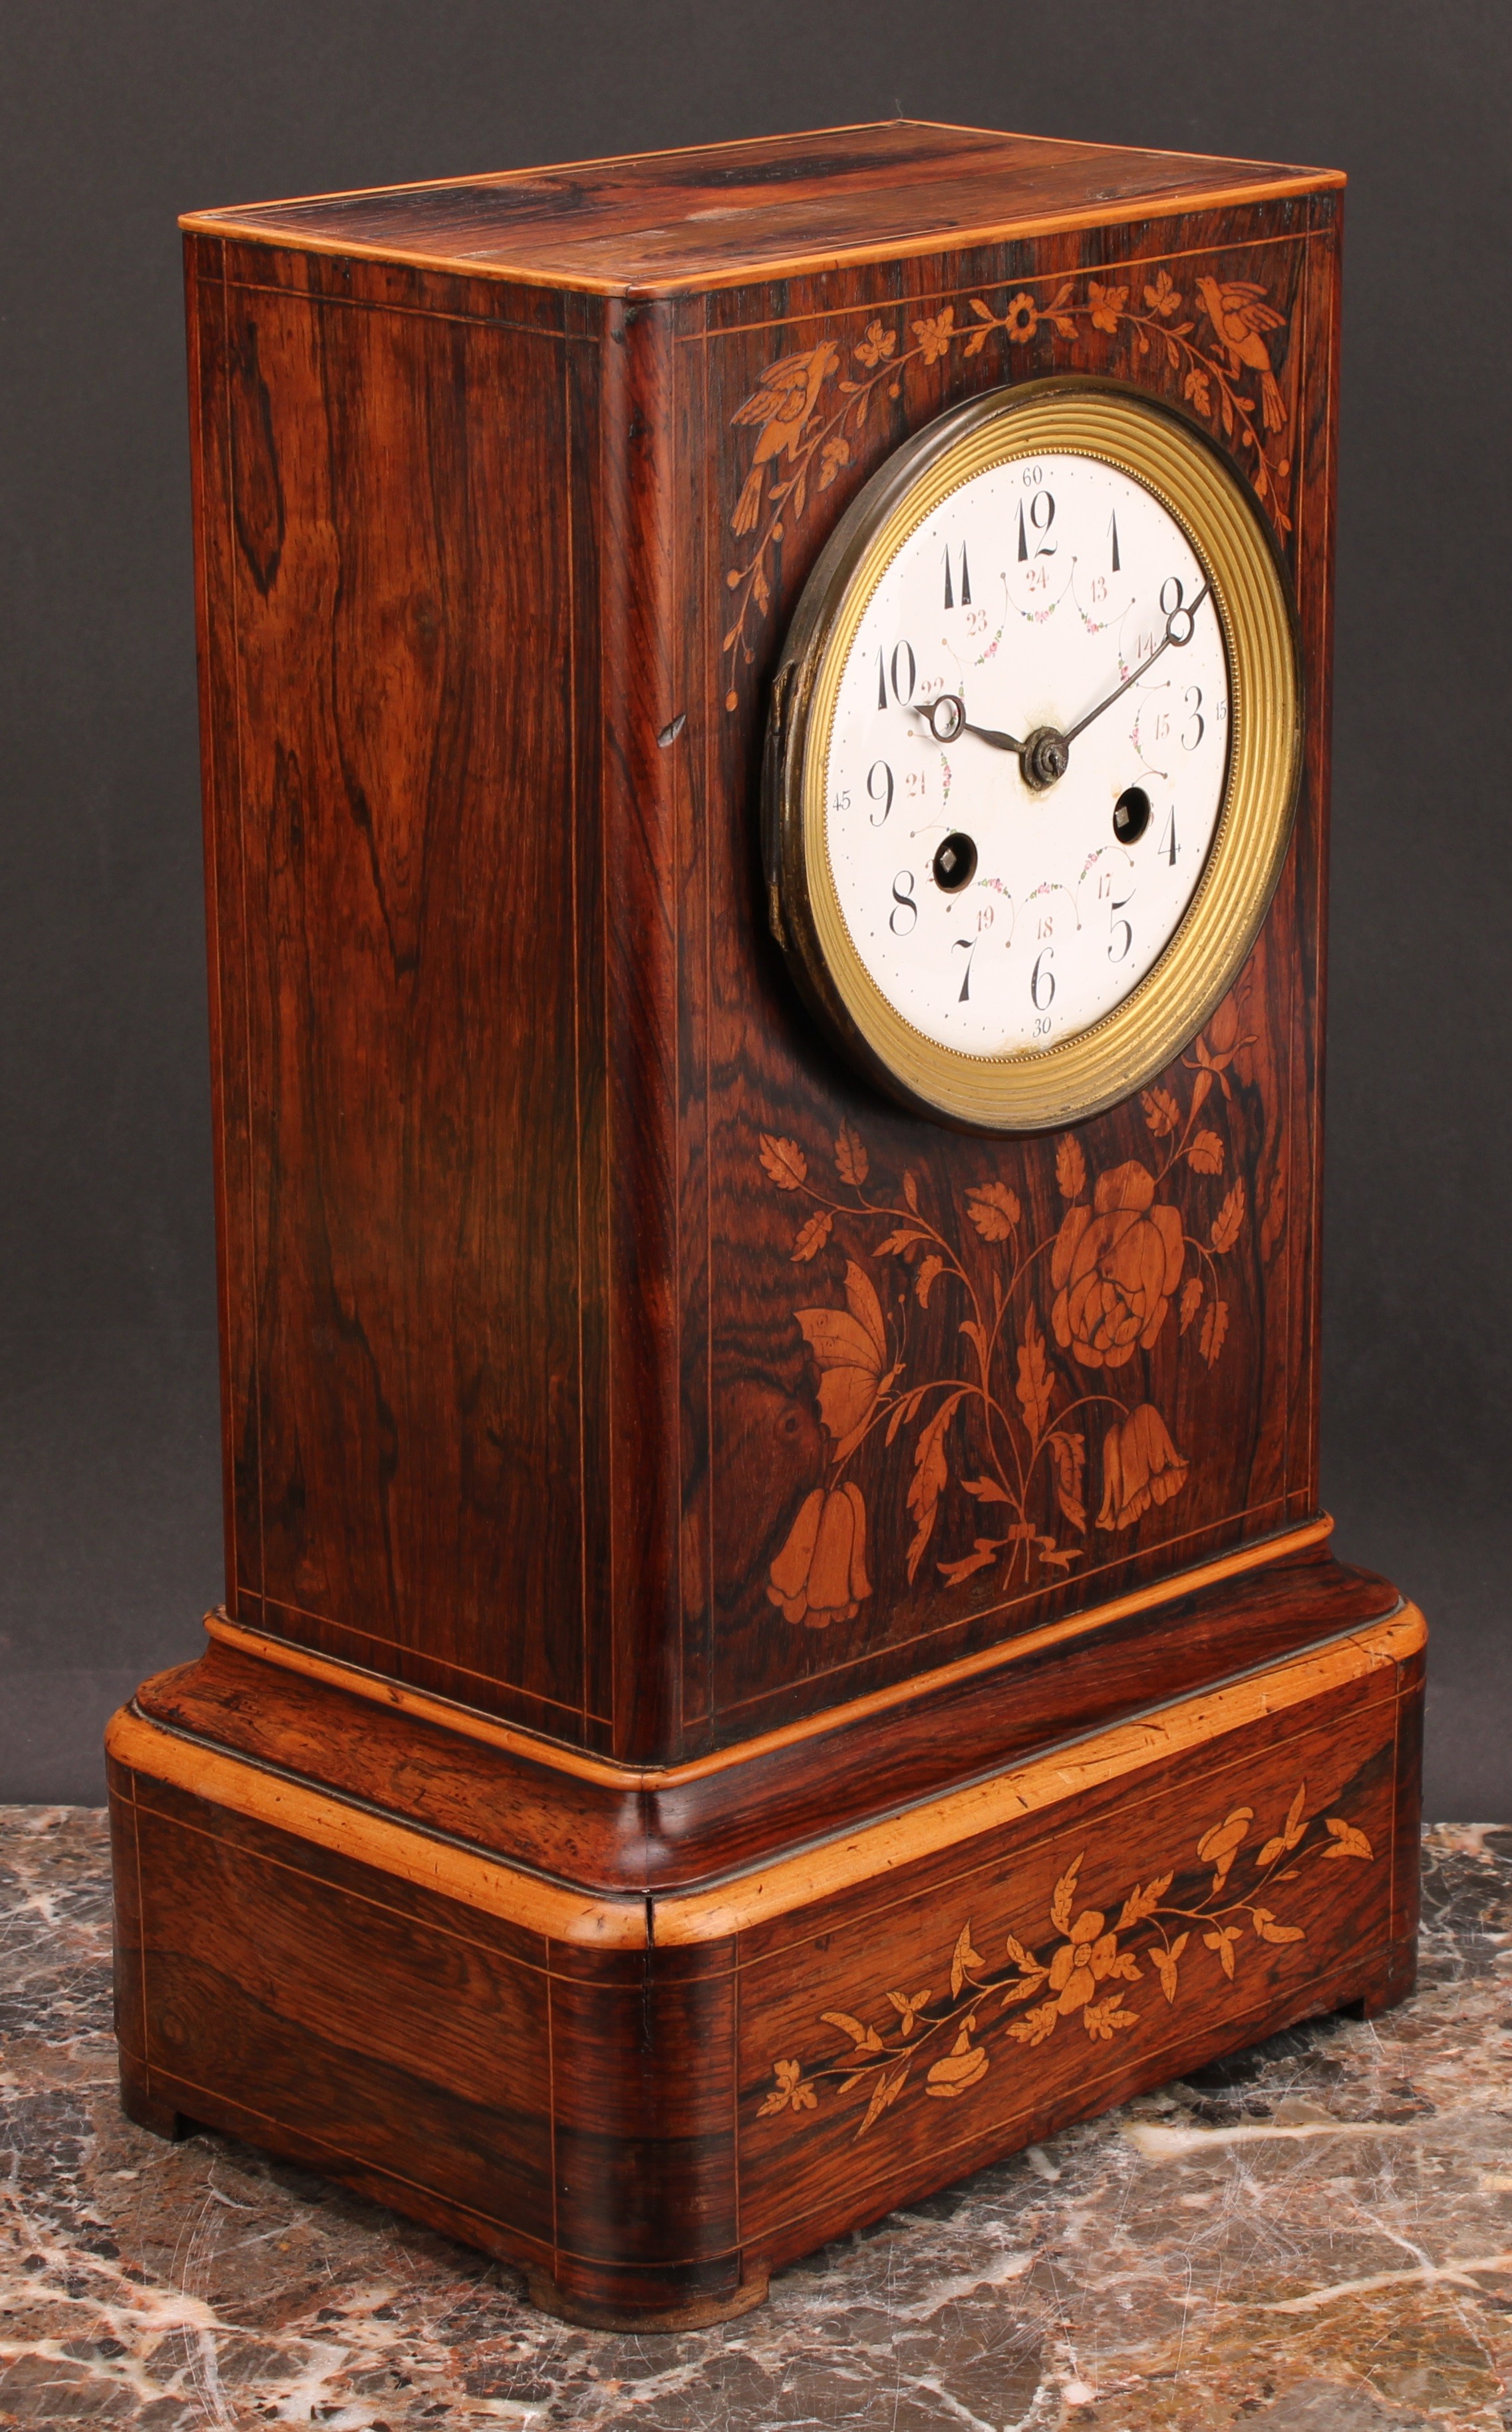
107 1532 1422 2330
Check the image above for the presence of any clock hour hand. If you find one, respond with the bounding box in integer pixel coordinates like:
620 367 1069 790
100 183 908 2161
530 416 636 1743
913 694 1024 753
1060 582 1212 749
913 693 1070 792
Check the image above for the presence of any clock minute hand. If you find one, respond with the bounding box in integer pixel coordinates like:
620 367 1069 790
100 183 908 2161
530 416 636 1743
1060 582 1212 749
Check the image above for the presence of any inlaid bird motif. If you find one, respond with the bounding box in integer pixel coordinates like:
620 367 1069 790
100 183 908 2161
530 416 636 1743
1194 279 1286 431
729 341 840 534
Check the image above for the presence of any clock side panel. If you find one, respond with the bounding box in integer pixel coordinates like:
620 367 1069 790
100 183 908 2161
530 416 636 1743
186 238 615 1747
675 198 1338 1751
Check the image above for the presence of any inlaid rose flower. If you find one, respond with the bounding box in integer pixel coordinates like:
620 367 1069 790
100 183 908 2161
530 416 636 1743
1047 1908 1133 2017
1050 1161 1185 1369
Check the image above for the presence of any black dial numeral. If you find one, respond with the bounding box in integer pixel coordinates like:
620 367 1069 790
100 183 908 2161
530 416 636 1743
875 642 917 708
867 761 894 824
941 543 972 609
889 870 918 934
1017 490 1057 560
1159 574 1201 646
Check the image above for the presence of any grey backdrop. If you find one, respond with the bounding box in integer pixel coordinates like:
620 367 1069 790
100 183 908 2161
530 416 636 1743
2 1 1507 1814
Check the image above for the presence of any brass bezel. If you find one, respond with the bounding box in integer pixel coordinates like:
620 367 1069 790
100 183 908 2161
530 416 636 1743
764 378 1301 1131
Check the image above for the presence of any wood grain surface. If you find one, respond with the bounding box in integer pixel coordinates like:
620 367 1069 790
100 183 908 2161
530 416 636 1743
180 120 1342 295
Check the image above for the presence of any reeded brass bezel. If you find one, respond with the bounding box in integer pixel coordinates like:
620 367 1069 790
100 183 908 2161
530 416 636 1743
764 378 1301 1132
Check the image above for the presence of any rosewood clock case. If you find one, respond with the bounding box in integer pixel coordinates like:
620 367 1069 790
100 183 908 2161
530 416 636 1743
107 120 1422 2330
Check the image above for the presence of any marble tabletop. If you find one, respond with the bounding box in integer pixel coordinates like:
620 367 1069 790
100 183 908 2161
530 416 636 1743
2 1809 1509 2431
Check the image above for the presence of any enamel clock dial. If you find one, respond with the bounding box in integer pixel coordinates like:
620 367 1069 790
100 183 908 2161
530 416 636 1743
766 381 1301 1130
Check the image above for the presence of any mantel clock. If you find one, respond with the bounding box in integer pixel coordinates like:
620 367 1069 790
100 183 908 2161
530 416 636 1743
109 121 1424 2329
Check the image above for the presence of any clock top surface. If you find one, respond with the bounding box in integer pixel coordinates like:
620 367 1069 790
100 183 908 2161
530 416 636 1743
181 117 1344 297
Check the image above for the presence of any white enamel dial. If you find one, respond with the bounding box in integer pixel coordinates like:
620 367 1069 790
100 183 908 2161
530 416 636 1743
824 450 1231 1057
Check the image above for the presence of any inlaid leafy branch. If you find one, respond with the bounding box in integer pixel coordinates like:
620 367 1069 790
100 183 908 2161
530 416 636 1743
1142 1003 1256 1371
722 271 1292 706
758 1006 1253 1628
757 1784 1374 2135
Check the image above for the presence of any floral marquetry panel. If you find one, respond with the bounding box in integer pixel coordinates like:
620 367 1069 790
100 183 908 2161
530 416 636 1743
735 1657 1404 2258
687 868 1309 1735
675 198 1336 1747
756 997 1260 1618
716 261 1297 711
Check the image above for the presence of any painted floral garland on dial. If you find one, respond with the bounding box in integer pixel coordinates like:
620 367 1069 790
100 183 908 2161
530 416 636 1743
758 1002 1253 1629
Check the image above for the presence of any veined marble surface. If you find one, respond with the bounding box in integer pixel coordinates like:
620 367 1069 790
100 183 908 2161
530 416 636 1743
1 1810 1509 2431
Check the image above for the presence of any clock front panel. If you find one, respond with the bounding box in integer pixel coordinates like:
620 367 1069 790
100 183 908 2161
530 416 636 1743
673 200 1337 1748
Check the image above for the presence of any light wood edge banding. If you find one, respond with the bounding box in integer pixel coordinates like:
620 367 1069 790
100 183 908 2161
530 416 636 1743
204 1515 1335 1787
903 116 1342 185
180 124 1343 302
652 1604 1427 1944
112 1602 1422 1953
104 1706 648 1950
176 119 1339 234
177 181 1341 299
